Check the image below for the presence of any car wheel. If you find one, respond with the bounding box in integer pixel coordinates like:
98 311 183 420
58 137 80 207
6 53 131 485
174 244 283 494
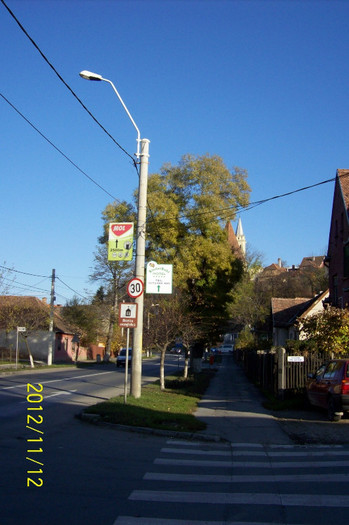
328 397 341 422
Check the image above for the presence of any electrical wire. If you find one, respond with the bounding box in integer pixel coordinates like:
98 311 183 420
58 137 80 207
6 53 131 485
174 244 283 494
1 93 121 203
146 174 340 226
0 0 137 168
0 265 88 301
55 277 89 301
0 264 49 279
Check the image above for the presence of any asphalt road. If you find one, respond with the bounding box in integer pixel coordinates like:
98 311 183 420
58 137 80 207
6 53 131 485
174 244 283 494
0 355 182 525
2 356 349 525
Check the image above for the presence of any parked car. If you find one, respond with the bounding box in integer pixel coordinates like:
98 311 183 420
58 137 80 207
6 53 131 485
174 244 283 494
219 344 234 353
306 358 349 421
170 347 182 354
116 348 132 368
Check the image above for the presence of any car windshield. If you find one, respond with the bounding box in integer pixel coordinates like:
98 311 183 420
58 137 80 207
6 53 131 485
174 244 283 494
119 349 132 356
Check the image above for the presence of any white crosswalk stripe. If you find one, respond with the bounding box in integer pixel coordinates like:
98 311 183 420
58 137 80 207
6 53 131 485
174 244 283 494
113 440 349 525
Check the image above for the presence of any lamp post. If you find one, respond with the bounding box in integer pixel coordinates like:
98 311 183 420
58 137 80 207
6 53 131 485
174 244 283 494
79 70 149 398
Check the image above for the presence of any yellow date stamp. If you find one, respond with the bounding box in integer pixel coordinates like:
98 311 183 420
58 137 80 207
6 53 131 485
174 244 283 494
26 383 44 487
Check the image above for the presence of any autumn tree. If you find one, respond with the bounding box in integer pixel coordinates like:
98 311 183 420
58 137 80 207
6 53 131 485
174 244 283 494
145 154 250 339
61 296 103 347
0 296 49 332
99 154 251 343
298 306 349 357
227 247 267 330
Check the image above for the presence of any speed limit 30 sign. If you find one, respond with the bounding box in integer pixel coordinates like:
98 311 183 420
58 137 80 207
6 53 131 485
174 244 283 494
127 278 144 298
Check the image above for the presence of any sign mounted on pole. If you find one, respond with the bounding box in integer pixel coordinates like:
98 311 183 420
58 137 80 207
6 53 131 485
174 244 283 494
119 303 138 328
108 223 134 261
127 278 144 298
146 261 173 294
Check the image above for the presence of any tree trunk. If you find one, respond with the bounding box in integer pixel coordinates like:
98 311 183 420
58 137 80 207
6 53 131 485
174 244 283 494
105 282 118 359
160 348 166 390
24 337 34 368
183 347 190 379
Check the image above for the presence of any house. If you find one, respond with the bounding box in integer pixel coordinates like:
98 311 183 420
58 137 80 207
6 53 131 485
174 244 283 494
326 169 349 307
271 290 329 346
0 296 86 363
299 256 325 270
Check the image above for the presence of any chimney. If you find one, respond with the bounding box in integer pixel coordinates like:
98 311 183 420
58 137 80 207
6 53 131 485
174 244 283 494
42 297 47 304
278 258 282 268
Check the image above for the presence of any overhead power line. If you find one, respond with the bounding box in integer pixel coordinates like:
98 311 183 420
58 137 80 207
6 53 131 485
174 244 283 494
1 93 121 203
1 0 136 167
55 277 89 301
0 264 49 279
0 264 88 301
147 174 339 226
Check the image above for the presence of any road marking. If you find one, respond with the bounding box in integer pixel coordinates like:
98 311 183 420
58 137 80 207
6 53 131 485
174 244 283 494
161 447 231 456
44 390 77 399
155 458 349 468
0 371 114 390
114 518 303 525
129 490 349 507
144 472 349 483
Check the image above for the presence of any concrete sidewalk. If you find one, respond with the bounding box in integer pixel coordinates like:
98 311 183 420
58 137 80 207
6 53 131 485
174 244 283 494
195 356 293 445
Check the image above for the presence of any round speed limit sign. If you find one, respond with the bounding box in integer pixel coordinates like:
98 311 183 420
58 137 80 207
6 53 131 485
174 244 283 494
127 278 144 298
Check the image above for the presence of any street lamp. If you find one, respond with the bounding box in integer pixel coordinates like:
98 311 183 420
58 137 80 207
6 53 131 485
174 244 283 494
79 70 149 398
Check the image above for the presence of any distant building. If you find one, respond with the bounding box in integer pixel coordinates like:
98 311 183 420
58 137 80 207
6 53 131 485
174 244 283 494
299 256 325 270
225 218 246 259
271 290 329 346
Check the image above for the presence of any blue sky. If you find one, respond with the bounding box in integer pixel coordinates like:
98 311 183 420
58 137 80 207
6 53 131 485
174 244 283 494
1 0 348 303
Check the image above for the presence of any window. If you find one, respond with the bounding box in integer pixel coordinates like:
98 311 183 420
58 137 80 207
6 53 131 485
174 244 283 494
315 364 326 378
323 361 338 380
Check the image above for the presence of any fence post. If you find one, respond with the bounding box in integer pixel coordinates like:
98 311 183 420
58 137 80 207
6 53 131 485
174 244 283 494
277 347 286 399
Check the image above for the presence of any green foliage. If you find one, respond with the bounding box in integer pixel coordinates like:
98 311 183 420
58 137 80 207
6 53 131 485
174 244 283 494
235 326 256 349
61 297 101 347
298 306 349 357
145 154 250 338
284 338 318 355
228 274 269 328
96 154 251 344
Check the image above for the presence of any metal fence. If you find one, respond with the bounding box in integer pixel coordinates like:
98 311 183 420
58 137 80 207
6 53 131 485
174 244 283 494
234 347 325 396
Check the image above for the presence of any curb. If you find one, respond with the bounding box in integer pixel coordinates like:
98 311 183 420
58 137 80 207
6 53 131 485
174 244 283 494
76 411 226 443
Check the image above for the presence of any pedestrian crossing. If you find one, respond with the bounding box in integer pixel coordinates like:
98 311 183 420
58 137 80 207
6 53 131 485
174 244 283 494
113 439 349 525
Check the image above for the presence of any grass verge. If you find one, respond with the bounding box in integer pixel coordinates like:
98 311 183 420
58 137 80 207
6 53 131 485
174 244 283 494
83 369 215 433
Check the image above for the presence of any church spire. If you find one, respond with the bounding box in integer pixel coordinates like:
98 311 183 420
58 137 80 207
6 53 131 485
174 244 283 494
235 218 246 255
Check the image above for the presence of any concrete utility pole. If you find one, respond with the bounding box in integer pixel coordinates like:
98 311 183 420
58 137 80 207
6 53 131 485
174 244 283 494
132 138 150 398
79 70 149 398
47 268 55 365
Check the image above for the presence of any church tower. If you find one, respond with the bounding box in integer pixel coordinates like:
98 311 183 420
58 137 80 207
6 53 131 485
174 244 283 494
225 218 246 260
235 218 246 255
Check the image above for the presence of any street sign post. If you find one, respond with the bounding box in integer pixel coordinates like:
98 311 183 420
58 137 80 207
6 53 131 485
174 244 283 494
118 303 137 404
16 327 26 369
